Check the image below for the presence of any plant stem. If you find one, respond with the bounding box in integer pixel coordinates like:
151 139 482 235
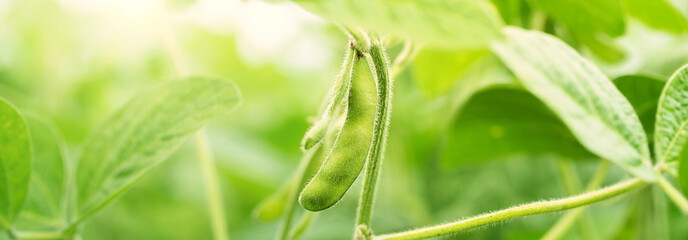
656 172 688 215
277 147 321 240
9 230 69 240
196 130 230 240
374 178 646 240
356 44 393 230
542 161 610 240
391 41 418 76
552 160 595 240
162 12 230 239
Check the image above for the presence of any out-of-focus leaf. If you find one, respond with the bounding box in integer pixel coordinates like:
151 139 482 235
0 98 31 229
624 0 688 33
530 0 626 36
443 88 594 167
613 75 666 138
289 211 316 239
75 76 241 222
15 114 65 231
611 186 669 240
490 0 523 25
412 49 487 98
575 33 626 62
293 0 503 50
492 27 655 181
252 179 295 222
681 142 688 194
655 64 688 164
443 55 517 120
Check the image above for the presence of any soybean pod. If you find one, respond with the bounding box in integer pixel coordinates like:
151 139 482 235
299 47 378 211
301 46 357 150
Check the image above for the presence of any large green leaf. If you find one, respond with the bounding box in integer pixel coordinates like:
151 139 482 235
491 27 655 181
490 0 523 25
529 0 626 36
0 98 31 229
614 75 666 138
680 141 688 197
75 76 241 221
412 49 487 98
15 114 65 231
293 0 503 50
623 0 688 33
443 87 594 166
655 64 688 165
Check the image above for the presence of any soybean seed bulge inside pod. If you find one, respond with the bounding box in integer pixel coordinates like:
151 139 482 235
299 48 378 212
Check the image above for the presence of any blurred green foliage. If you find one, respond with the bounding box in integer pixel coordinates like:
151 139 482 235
2 0 688 239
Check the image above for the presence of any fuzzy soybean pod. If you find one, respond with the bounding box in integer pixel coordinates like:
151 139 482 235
301 47 357 150
299 50 378 211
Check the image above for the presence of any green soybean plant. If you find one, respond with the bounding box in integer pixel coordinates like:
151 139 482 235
0 76 241 239
254 0 688 239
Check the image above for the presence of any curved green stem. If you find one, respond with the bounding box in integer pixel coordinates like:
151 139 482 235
163 15 229 239
356 44 393 230
391 41 418 76
542 161 610 240
9 230 70 240
656 173 688 215
277 147 322 240
551 160 595 240
196 130 229 240
374 178 647 240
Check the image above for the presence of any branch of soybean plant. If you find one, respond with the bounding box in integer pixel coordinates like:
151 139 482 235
374 178 646 240
656 172 688 215
551 160 596 240
391 41 419 76
661 162 679 179
542 161 610 240
196 130 230 240
161 15 229 240
278 147 322 240
9 229 70 240
355 42 393 232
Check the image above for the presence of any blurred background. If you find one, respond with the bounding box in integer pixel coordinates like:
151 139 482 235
1 0 688 239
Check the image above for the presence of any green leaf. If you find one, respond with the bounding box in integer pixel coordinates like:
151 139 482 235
574 33 626 63
443 87 595 167
15 114 65 231
613 75 666 138
529 0 626 36
442 55 517 118
491 27 655 181
75 76 241 221
490 0 523 25
412 49 487 98
655 64 688 165
681 143 688 194
293 0 503 50
623 0 688 33
0 98 31 229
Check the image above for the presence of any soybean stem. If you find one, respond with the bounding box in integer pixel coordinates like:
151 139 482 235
391 41 418 76
196 131 230 240
277 148 320 240
374 178 646 240
356 44 393 229
9 230 69 240
541 161 610 240
551 160 595 240
162 13 229 240
656 173 688 215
